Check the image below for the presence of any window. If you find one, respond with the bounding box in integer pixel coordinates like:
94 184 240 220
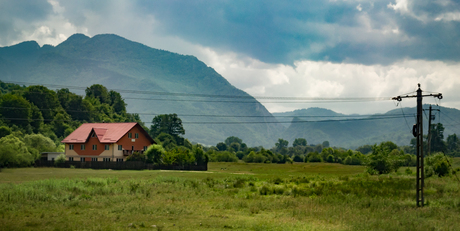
51 158 55 161
81 158 86 162
103 158 111 162
91 132 95 137
91 157 98 162
118 145 122 150
69 157 74 161
105 145 109 150
143 146 148 151
116 158 123 162
128 133 132 138
81 144 85 150
92 144 97 150
69 144 74 150
135 133 139 139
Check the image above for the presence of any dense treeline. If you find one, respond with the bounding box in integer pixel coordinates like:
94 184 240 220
0 81 457 175
0 81 144 167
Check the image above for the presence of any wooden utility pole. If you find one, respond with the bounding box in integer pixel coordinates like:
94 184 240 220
392 84 442 207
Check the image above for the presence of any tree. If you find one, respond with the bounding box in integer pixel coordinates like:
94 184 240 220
293 138 307 147
0 94 31 128
0 135 36 167
446 134 459 153
23 85 61 122
24 134 56 154
430 123 446 153
216 142 227 151
85 84 110 104
275 138 288 151
145 144 166 164
109 90 126 114
322 141 330 148
225 136 243 146
149 114 185 139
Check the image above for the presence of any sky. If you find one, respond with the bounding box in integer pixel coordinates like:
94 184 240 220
0 0 459 114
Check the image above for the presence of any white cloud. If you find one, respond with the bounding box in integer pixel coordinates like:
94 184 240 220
435 12 460 22
387 0 410 14
195 47 460 114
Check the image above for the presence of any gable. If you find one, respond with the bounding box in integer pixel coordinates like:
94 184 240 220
62 122 153 144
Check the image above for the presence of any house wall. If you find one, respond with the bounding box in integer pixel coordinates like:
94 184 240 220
117 125 153 152
63 124 153 162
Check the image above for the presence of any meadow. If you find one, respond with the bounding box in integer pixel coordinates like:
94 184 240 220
1 161 459 231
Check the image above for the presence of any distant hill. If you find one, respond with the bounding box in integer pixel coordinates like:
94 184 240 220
274 106 460 149
0 34 284 147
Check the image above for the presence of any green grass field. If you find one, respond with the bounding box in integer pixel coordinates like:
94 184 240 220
1 162 459 230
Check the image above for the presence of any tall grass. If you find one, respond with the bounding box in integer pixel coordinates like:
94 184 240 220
0 163 459 230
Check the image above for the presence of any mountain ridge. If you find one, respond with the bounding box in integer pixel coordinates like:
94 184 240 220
0 33 284 147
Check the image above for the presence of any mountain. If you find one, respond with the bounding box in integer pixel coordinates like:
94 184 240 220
0 34 284 147
274 106 460 149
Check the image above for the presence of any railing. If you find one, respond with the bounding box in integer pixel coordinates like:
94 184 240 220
123 150 145 156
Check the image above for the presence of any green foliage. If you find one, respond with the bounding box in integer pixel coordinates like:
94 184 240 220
275 138 288 151
149 114 185 139
243 151 267 163
85 84 110 104
425 153 451 177
55 154 66 165
225 136 243 146
216 142 227 151
23 133 56 153
430 123 447 153
193 145 208 165
126 151 146 162
0 135 36 167
367 142 404 174
356 145 373 154
0 93 32 128
293 138 307 147
144 144 166 164
306 152 322 163
293 155 304 162
0 126 11 138
209 151 238 162
23 85 61 122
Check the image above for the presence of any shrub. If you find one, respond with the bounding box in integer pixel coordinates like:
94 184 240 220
293 155 304 162
426 153 452 177
55 154 66 165
144 144 166 164
306 152 322 162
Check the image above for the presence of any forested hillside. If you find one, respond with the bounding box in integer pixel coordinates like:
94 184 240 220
0 34 283 147
274 106 460 149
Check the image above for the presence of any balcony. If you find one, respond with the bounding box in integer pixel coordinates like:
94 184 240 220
123 150 145 156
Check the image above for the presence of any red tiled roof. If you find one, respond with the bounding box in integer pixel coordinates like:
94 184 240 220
61 122 139 144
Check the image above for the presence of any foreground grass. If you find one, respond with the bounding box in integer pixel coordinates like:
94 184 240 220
0 162 459 230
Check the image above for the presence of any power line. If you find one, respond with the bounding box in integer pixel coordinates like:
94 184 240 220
0 114 409 125
2 80 392 102
0 106 413 119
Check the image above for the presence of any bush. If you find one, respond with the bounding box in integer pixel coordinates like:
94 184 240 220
306 152 322 162
55 154 66 165
293 155 304 162
426 153 451 177
144 144 166 164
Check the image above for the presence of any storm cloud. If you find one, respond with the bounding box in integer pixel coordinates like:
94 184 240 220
0 0 459 114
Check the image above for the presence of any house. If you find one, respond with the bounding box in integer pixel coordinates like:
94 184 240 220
61 122 155 162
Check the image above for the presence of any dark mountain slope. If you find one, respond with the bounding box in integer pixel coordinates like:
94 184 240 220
0 34 284 147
